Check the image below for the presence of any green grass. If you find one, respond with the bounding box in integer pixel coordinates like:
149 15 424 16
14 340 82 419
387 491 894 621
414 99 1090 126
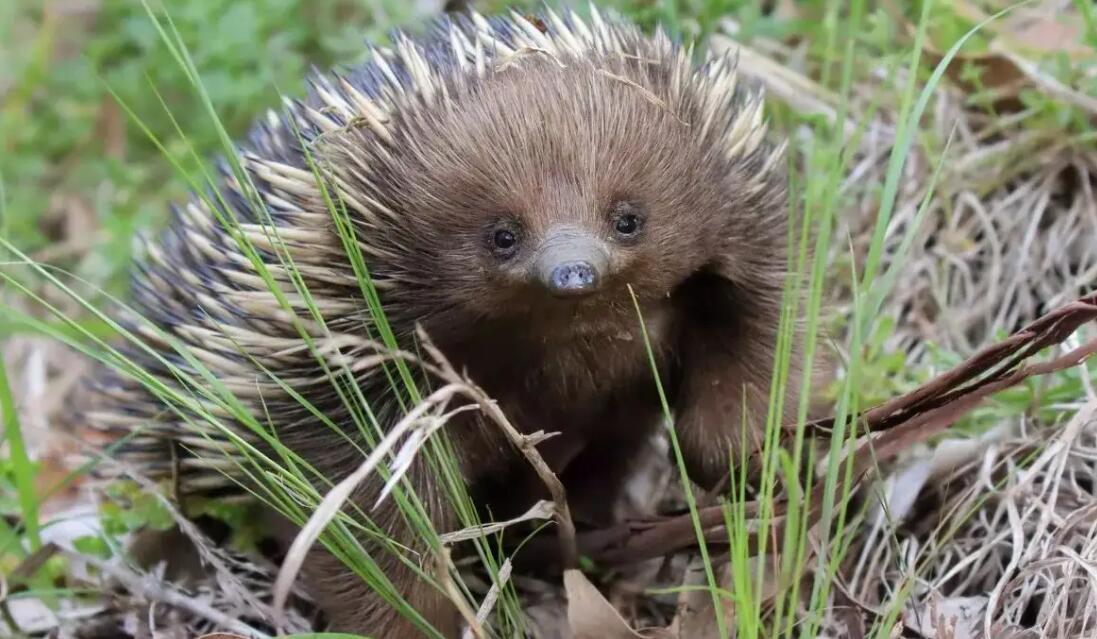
0 354 39 555
1 0 433 299
2 0 1095 637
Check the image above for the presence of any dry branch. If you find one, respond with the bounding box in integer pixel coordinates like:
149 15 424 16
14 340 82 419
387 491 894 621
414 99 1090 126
69 551 271 639
802 291 1097 441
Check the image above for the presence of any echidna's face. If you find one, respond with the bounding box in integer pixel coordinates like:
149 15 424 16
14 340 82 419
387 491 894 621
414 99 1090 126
485 202 636 299
480 199 657 302
340 42 786 342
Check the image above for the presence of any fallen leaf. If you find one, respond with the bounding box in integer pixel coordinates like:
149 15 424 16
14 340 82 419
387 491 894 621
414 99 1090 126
903 595 988 639
772 0 800 22
867 421 1014 527
5 597 59 634
954 1 1091 60
867 455 934 528
1001 13 1087 57
925 48 1026 100
886 0 1096 117
564 569 644 639
665 557 734 639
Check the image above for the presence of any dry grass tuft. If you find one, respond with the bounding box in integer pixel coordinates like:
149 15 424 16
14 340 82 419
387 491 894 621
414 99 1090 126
837 97 1097 359
724 12 1097 638
845 400 1097 638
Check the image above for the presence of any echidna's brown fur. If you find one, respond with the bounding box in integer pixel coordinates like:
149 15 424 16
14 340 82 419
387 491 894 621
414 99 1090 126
71 5 807 636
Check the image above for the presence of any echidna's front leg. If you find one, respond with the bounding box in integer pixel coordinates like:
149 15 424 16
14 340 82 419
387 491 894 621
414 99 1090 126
302 546 460 638
671 320 800 491
290 458 463 638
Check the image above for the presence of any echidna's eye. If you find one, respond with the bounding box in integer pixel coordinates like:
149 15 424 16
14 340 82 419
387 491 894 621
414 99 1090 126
494 230 516 249
491 228 519 257
615 214 639 235
610 202 644 239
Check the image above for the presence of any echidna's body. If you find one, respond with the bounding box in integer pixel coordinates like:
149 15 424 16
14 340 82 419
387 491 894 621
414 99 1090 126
76 6 803 637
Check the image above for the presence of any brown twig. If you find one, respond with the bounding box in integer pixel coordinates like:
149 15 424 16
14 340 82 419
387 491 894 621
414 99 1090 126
69 550 271 639
417 328 580 570
802 292 1097 441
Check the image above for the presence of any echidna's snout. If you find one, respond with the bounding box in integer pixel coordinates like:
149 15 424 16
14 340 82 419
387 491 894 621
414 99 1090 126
549 261 598 294
535 229 608 298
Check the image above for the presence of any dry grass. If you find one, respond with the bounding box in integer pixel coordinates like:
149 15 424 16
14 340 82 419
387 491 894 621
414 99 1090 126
722 10 1097 638
4 2 1097 638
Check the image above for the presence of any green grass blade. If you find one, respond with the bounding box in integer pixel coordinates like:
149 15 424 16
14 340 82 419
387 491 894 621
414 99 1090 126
0 346 40 551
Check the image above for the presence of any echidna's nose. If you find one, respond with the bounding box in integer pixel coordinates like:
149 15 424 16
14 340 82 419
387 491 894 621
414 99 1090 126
549 261 598 296
535 228 608 298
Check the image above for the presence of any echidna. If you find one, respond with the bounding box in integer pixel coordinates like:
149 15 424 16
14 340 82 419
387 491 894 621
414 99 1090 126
72 5 805 637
